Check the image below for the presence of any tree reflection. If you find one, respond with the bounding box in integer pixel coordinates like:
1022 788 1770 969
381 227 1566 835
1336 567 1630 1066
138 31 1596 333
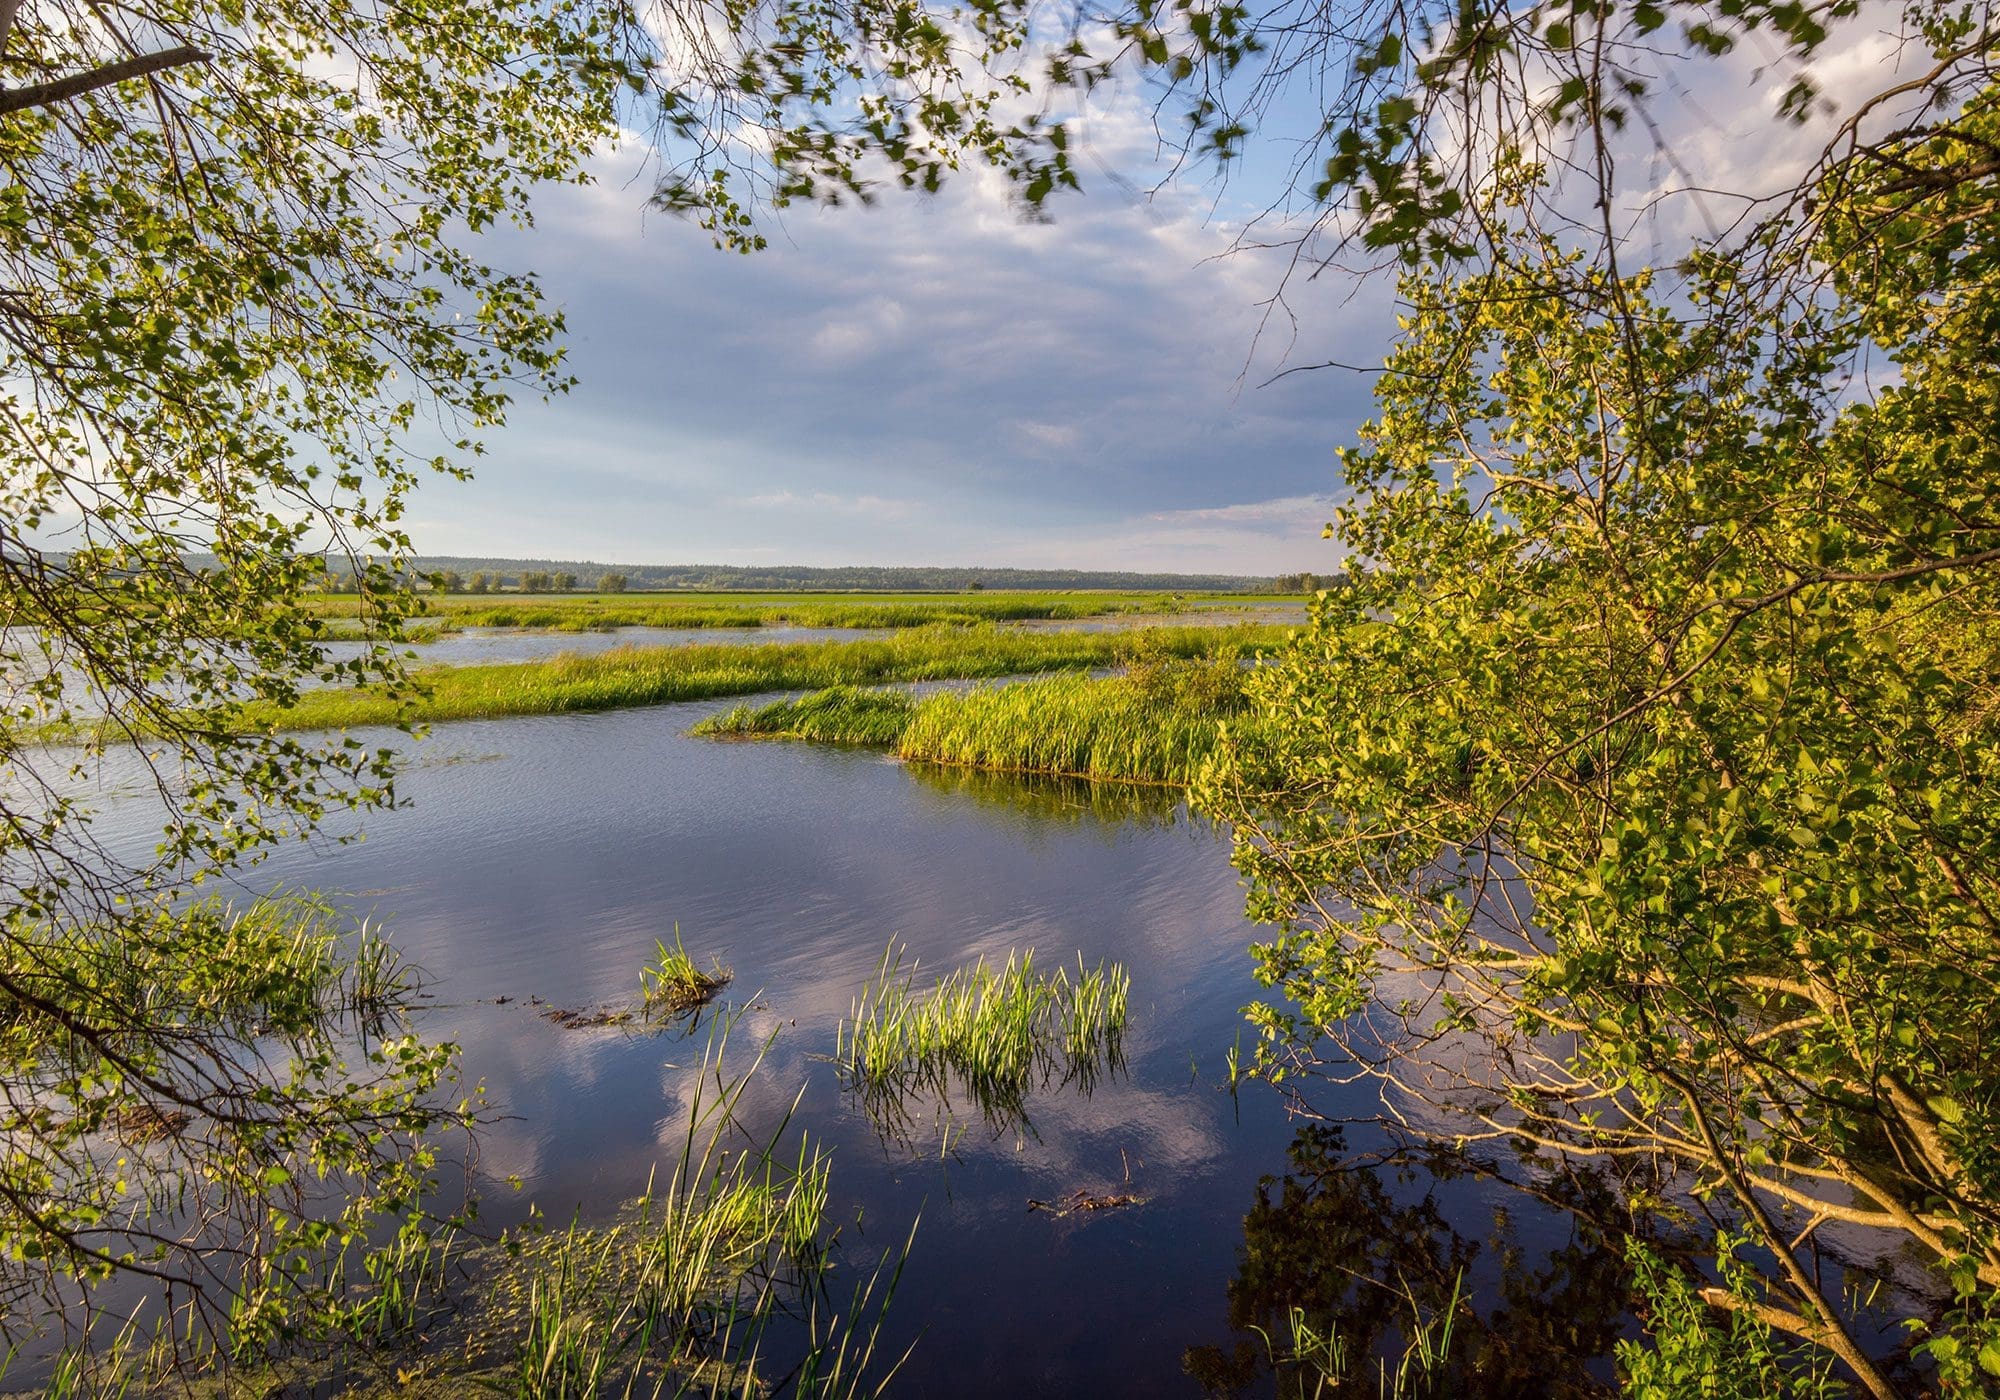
1185 1126 1636 1398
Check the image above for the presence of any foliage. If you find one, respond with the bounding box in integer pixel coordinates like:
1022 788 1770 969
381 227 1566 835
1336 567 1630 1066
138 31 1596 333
1196 73 2000 1400
1619 1238 1847 1399
0 893 461 1353
1184 1125 1630 1399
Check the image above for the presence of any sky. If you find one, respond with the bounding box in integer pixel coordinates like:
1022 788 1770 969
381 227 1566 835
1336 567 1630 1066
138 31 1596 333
404 81 1392 576
401 10 1912 575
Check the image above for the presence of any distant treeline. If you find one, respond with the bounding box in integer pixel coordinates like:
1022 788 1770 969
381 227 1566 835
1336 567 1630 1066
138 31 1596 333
352 558 1313 593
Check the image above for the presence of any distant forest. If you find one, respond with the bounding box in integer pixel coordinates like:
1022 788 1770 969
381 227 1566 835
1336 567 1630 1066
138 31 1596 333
383 557 1300 592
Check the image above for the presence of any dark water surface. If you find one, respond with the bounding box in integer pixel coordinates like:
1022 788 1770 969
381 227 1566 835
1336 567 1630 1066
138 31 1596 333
68 701 1619 1395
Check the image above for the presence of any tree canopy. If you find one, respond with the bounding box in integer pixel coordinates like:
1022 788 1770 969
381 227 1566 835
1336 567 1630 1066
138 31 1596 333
1183 4 2000 1394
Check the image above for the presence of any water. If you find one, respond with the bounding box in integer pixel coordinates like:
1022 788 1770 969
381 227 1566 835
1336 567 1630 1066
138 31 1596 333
52 700 1626 1394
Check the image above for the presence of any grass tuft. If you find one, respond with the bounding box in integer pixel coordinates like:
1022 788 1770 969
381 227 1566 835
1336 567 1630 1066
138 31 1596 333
693 649 1257 786
638 930 732 1016
835 944 1130 1134
694 686 916 746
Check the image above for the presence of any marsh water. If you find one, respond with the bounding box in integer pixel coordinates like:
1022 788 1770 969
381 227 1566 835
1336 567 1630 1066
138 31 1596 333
66 691 1628 1395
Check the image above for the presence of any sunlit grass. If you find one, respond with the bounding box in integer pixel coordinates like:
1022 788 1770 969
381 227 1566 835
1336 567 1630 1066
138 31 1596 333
308 590 1195 634
835 944 1130 1132
695 687 916 746
485 1016 909 1399
692 651 1258 786
211 623 1283 734
639 930 731 1015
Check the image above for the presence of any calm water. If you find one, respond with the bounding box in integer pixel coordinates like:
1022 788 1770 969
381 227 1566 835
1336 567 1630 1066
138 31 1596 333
61 699 1623 1395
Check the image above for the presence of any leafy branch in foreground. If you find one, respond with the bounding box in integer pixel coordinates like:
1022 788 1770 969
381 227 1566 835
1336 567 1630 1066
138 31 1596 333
1198 106 2000 1397
0 893 465 1356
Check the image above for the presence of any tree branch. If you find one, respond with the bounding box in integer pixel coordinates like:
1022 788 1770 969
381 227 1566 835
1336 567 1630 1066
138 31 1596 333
0 46 210 116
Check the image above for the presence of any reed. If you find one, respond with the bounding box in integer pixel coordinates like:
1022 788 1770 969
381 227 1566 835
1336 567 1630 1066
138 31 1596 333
693 652 1257 786
311 590 1182 634
490 1015 909 1399
899 665 1245 785
213 623 1283 734
835 944 1130 1130
691 687 917 745
638 930 731 1015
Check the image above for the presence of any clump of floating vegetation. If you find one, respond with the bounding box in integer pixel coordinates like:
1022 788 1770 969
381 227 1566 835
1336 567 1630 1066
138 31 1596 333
835 945 1130 1133
185 622 1285 736
639 930 732 1015
694 644 1257 786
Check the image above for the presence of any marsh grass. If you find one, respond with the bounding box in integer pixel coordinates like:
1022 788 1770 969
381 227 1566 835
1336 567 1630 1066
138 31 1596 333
310 591 1177 635
693 649 1258 786
1259 1269 1469 1400
480 1015 909 1399
899 665 1246 785
3 1015 909 1399
205 623 1283 735
693 687 915 746
835 945 1130 1137
639 931 732 1016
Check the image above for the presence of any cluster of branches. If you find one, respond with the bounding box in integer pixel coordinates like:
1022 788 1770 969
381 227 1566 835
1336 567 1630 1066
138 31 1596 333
1191 4 2000 1393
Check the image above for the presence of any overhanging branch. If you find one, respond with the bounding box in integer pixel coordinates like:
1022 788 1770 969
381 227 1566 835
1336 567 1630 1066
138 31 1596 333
0 45 209 116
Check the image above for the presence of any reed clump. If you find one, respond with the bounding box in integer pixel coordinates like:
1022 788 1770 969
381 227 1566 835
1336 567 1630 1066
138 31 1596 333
835 945 1130 1130
478 1018 907 1399
693 648 1257 786
694 687 916 746
639 931 732 1015
899 663 1247 786
215 623 1282 734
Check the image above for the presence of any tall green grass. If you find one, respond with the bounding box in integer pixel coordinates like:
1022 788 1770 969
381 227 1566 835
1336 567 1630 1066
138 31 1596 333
900 666 1245 785
311 591 1182 634
693 652 1256 786
486 1016 910 1399
835 945 1130 1134
218 623 1283 734
694 687 917 746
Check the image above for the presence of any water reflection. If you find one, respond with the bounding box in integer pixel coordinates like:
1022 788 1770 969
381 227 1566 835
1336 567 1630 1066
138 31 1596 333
15 701 1670 1395
901 762 1184 829
1184 1127 1630 1398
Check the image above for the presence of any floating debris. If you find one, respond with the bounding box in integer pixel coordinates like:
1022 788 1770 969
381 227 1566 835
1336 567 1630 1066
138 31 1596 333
1027 1189 1141 1219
